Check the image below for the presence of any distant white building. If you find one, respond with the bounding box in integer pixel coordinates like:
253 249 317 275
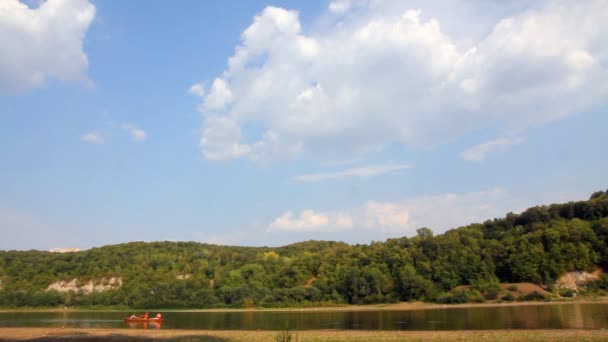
49 247 80 253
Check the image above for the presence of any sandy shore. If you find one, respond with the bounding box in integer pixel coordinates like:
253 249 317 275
1 327 608 341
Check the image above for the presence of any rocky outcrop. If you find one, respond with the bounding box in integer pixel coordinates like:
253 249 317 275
49 248 81 253
556 269 602 292
46 277 122 294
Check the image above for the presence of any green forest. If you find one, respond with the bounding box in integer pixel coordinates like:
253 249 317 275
1 190 608 308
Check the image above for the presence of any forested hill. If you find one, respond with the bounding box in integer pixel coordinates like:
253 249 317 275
1 190 608 308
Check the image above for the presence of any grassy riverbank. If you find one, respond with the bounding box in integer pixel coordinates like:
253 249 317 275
1 328 608 341
1 297 607 313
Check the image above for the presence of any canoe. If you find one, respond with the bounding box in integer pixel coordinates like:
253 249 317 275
124 317 163 322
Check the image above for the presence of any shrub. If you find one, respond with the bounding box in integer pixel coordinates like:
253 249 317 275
472 280 501 300
502 292 515 301
559 288 577 298
599 274 608 290
519 291 547 301
437 288 484 304
275 330 298 342
507 285 518 292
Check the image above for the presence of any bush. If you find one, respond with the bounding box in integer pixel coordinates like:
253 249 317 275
519 291 547 301
275 330 298 342
559 288 577 298
437 288 484 304
599 274 608 290
472 280 501 300
507 285 518 292
502 292 515 301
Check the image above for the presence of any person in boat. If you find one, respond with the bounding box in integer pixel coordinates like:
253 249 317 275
128 312 149 319
155 313 162 320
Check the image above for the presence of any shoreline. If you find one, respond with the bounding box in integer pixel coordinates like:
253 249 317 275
173 298 608 312
1 298 607 313
1 328 608 341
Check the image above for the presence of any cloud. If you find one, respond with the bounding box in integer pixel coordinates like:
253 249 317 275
461 136 525 162
391 187 511 234
364 201 410 230
292 163 411 182
202 78 233 112
195 1 608 162
188 82 205 97
268 209 353 232
268 187 520 235
329 0 351 14
0 0 95 92
80 132 103 144
121 124 147 142
327 158 364 166
201 117 302 162
200 116 250 160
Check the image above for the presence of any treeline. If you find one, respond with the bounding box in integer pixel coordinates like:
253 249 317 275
1 190 608 308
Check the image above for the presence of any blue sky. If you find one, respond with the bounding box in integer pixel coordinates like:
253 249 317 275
1 0 607 250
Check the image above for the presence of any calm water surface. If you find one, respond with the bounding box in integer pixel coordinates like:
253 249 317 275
0 303 606 330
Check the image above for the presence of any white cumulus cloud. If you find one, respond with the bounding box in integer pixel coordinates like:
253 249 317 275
329 0 351 14
121 123 147 142
268 209 353 232
393 187 510 233
202 78 234 112
200 116 250 160
80 132 103 144
0 0 95 92
461 136 525 162
194 1 608 162
268 187 520 236
364 201 410 230
188 82 205 97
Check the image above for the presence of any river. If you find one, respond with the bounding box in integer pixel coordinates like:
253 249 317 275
0 303 606 330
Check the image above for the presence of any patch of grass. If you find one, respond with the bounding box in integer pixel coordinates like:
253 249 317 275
274 330 298 342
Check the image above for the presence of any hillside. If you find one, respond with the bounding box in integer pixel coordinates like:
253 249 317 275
0 190 607 308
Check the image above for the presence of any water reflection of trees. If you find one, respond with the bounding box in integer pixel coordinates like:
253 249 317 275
2 304 608 330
